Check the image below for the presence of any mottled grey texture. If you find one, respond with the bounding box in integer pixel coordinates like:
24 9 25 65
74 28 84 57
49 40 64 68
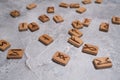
0 0 120 80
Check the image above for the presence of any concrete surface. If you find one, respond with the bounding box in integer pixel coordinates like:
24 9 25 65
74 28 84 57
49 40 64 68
0 0 120 80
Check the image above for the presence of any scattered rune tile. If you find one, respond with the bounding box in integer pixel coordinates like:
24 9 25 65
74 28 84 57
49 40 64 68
0 40 11 51
18 22 28 31
68 28 83 37
7 49 24 59
10 10 20 18
82 18 91 27
76 7 86 14
59 2 69 8
95 0 103 4
82 0 92 4
82 44 98 55
28 22 39 32
47 6 54 13
38 14 50 23
26 3 37 10
99 22 109 32
52 51 70 66
53 15 64 23
72 20 83 29
93 57 112 69
68 36 83 48
112 16 120 25
39 34 54 45
70 3 80 8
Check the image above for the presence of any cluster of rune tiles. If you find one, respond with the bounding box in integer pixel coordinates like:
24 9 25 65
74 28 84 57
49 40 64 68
1 0 120 69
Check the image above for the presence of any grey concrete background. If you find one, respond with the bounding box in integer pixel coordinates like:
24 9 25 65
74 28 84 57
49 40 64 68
0 0 120 80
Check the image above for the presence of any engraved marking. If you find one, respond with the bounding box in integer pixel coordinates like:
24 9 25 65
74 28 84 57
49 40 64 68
0 42 7 46
9 51 19 56
43 35 49 40
84 44 97 51
71 36 80 44
57 52 67 60
95 58 111 65
31 23 37 28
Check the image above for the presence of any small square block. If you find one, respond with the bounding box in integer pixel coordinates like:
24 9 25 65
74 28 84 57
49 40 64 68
68 36 83 48
82 18 91 27
52 51 70 66
95 0 103 4
72 20 83 29
38 14 50 23
18 22 28 31
10 10 20 18
53 15 64 23
47 7 54 13
0 40 11 51
39 34 53 45
99 23 109 32
82 0 91 4
82 44 98 55
112 16 120 25
7 49 24 59
76 7 86 14
93 57 112 69
26 3 37 10
59 2 69 8
28 22 39 32
70 3 80 8
68 29 83 37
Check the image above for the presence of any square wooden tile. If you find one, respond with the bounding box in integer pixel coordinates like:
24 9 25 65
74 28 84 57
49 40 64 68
39 34 53 45
28 22 39 32
82 0 91 4
0 40 11 51
18 22 28 31
112 16 120 25
53 15 64 23
68 36 83 48
10 10 20 18
76 7 86 14
82 44 98 55
95 0 103 4
26 3 37 10
68 29 83 37
70 3 80 8
7 49 24 59
72 20 83 29
38 14 50 23
52 51 70 66
82 18 91 27
47 7 54 13
99 22 109 32
93 57 112 69
59 2 69 8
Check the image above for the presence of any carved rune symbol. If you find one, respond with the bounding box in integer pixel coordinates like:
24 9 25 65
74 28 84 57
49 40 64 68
71 36 80 44
76 21 80 26
95 58 111 65
72 29 79 34
0 42 7 46
55 16 59 20
9 51 19 56
31 23 37 28
84 19 89 23
22 23 25 28
43 36 49 40
57 53 67 60
84 44 97 51
115 17 120 21
103 24 108 29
